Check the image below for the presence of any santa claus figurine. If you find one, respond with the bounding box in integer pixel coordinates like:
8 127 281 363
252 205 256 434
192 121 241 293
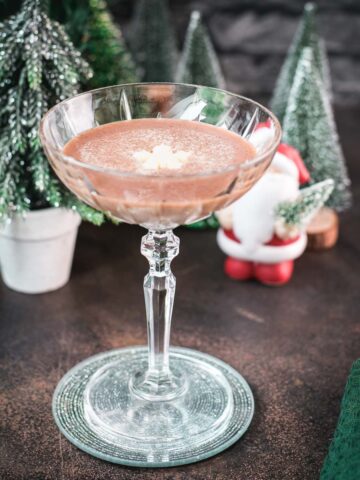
216 125 333 286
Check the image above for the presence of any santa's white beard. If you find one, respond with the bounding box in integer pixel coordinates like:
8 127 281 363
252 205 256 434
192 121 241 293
233 172 299 252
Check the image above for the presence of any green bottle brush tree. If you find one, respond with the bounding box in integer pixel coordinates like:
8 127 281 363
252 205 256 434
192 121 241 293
53 0 137 89
0 0 104 224
177 10 225 230
81 0 137 88
176 10 225 89
130 0 177 82
282 47 351 211
270 3 331 125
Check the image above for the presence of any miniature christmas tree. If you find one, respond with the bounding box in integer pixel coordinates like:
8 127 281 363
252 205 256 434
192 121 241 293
0 0 104 224
130 0 177 81
177 12 225 231
275 179 334 237
75 0 137 88
176 11 225 89
282 48 352 211
270 3 331 123
50 0 137 89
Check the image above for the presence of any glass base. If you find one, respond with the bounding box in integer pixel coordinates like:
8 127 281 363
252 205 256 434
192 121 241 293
53 347 254 467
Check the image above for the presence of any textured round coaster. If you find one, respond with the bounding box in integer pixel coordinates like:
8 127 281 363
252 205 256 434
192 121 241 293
53 346 254 468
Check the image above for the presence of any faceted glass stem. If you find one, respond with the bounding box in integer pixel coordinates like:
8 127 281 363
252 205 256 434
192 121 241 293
130 230 186 401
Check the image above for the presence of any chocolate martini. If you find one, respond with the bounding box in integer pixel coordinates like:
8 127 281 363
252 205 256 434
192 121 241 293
62 118 256 228
41 83 281 468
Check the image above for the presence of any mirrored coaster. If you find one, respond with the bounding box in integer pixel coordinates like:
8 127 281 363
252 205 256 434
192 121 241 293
53 346 254 468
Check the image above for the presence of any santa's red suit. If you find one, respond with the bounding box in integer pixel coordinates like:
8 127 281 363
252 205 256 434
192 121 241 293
216 135 310 286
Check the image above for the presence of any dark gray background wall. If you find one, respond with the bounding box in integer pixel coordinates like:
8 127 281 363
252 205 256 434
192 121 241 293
111 0 360 105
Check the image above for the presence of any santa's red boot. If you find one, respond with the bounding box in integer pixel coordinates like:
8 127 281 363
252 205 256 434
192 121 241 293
224 257 254 281
254 260 294 286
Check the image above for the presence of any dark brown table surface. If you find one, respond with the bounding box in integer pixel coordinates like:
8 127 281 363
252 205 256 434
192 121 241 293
1 108 359 480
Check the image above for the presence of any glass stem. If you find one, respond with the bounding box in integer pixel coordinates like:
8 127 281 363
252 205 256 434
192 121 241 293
131 230 185 401
142 230 178 375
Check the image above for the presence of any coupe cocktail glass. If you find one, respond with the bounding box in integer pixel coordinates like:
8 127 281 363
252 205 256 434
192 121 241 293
40 83 281 467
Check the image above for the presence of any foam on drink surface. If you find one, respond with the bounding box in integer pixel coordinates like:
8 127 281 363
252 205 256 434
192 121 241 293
64 118 255 175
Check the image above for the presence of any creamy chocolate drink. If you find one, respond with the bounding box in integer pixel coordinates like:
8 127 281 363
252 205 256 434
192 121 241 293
60 118 259 229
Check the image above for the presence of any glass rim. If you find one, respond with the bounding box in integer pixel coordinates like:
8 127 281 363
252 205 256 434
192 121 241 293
39 82 282 180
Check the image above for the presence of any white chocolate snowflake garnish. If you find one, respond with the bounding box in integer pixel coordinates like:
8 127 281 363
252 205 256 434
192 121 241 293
133 144 191 171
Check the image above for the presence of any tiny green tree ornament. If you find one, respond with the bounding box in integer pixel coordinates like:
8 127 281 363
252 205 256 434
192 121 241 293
275 179 334 238
282 47 351 211
0 0 104 224
270 3 331 124
130 0 177 82
176 11 225 89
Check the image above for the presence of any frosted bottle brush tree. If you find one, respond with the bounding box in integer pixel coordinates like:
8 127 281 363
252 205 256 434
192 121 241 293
56 0 137 89
282 48 351 211
270 2 331 124
130 0 177 81
81 0 137 88
176 11 225 89
275 179 334 236
177 11 225 230
0 0 104 224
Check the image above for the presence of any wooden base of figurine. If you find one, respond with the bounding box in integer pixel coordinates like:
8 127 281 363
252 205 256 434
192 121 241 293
306 207 339 251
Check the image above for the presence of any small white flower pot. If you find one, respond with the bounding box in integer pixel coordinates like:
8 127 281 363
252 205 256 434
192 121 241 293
0 208 81 294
